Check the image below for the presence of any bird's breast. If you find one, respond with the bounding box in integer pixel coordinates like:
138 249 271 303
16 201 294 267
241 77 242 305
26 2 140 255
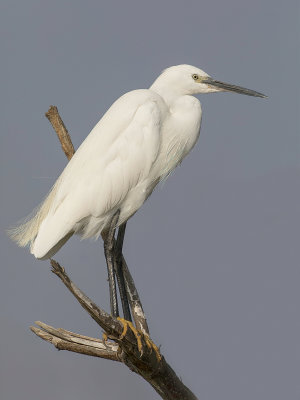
156 96 202 179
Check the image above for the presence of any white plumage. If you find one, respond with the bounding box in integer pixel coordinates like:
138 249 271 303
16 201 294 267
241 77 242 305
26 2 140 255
8 64 266 259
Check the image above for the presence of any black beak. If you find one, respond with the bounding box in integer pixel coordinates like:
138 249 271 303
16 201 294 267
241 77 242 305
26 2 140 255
202 77 267 98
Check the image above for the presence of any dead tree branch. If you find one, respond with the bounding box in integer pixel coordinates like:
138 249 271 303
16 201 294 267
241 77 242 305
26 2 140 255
45 105 75 160
31 321 119 361
31 106 199 400
31 260 198 399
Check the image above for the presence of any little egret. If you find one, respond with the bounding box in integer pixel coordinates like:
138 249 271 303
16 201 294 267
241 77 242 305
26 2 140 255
9 64 266 317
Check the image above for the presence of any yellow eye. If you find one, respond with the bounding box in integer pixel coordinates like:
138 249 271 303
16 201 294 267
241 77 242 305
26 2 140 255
192 74 199 80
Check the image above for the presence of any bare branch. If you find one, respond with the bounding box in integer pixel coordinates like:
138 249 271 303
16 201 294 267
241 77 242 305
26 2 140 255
50 260 154 361
50 260 123 339
30 324 119 361
34 321 119 352
45 105 75 160
48 260 198 399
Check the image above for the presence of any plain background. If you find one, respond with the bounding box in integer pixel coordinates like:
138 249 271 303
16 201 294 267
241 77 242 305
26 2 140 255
1 1 299 399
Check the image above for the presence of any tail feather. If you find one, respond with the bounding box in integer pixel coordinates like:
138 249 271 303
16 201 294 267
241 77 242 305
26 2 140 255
7 183 59 251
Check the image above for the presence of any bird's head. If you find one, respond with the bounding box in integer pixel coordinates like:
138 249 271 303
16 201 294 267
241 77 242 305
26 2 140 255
151 64 267 99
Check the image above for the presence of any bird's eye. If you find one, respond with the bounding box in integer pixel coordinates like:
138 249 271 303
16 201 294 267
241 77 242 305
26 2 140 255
192 74 199 80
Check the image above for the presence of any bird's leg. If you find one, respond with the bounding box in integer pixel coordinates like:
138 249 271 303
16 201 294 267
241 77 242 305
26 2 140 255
114 223 132 322
103 216 160 361
114 226 161 362
103 211 120 318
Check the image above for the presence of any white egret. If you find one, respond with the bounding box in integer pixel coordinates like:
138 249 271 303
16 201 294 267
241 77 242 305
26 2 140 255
9 64 266 317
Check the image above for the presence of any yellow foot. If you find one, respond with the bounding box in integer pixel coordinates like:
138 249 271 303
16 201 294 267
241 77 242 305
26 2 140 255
117 317 161 361
102 332 108 343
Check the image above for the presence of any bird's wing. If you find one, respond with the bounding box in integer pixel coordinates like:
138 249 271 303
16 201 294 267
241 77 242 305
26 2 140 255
32 91 163 258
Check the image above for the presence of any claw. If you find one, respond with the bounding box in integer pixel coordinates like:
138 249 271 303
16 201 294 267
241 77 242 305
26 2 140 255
118 317 143 352
117 317 161 361
102 332 108 343
143 334 161 361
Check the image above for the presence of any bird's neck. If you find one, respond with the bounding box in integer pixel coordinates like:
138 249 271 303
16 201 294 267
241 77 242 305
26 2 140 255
150 81 185 107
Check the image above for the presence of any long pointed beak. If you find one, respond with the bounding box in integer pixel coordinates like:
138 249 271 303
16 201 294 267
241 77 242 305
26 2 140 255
202 77 267 98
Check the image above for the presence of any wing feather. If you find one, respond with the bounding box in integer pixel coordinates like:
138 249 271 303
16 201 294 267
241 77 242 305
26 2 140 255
31 93 163 258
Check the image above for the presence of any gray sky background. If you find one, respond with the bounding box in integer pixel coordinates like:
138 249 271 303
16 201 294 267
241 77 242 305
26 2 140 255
1 1 299 399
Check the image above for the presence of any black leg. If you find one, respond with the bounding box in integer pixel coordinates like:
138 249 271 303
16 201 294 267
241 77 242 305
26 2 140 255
114 223 132 322
103 211 119 318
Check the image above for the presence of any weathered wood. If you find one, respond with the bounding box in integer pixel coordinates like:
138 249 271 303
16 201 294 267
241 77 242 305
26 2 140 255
45 105 75 160
49 260 153 359
35 262 198 400
31 324 119 361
